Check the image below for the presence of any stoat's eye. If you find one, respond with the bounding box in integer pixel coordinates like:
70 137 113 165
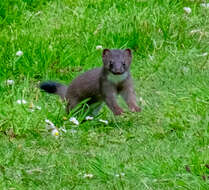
122 62 126 66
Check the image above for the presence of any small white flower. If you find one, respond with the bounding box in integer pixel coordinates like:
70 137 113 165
22 100 27 104
36 106 41 110
17 99 27 104
83 173 93 178
197 52 208 57
69 117 79 125
190 29 201 34
60 127 67 133
99 119 108 124
45 120 59 137
96 45 103 50
16 50 23 56
182 67 189 73
6 80 14 85
115 173 125 177
120 173 125 176
183 7 191 14
46 124 54 130
45 119 55 127
139 97 143 102
200 3 209 8
85 116 94 120
70 129 77 134
139 97 145 105
51 128 59 137
202 52 208 57
158 29 163 33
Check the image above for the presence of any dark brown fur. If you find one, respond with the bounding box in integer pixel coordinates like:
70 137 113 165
40 49 141 115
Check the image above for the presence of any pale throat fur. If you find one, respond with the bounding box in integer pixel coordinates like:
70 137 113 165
107 71 128 84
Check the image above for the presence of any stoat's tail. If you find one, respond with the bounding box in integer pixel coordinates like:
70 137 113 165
40 81 67 100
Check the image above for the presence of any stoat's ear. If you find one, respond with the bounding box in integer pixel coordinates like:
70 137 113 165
102 49 111 58
124 48 132 64
124 48 132 58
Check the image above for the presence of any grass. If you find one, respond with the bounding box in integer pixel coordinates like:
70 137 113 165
0 0 209 189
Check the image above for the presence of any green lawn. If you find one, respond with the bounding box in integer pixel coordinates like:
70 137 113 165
0 0 209 189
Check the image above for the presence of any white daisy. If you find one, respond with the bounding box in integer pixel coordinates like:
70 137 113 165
36 106 41 110
17 99 27 104
85 116 94 120
190 29 201 34
51 128 59 137
120 173 125 176
96 45 103 50
182 67 189 73
115 173 125 177
202 52 208 57
6 80 14 85
83 173 93 178
99 119 108 124
16 50 23 56
69 117 79 125
200 3 209 8
183 7 191 14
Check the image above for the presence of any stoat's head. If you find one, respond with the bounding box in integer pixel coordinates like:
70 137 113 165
102 49 132 75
